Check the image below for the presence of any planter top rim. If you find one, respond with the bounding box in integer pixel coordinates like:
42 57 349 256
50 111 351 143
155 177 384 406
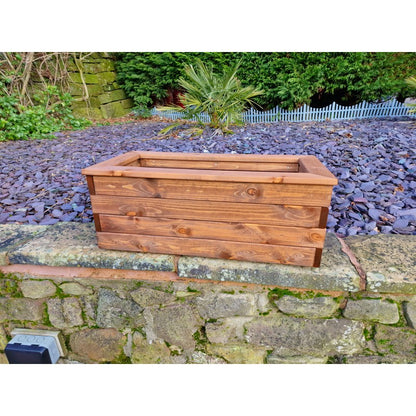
82 151 338 185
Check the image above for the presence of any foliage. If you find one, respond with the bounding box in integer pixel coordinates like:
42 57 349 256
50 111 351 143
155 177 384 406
116 52 416 110
0 83 91 141
157 59 263 133
405 76 416 113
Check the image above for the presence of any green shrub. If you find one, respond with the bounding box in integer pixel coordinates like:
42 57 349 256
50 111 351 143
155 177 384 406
0 84 91 141
158 59 263 133
116 52 416 110
405 76 416 113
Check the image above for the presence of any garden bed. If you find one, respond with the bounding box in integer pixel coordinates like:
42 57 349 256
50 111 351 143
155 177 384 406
0 118 415 236
82 151 337 266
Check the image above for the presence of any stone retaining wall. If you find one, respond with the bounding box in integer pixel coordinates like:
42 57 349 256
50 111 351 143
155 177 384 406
68 53 133 119
0 223 415 364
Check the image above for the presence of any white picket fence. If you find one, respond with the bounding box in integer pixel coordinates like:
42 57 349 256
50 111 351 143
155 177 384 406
151 98 415 123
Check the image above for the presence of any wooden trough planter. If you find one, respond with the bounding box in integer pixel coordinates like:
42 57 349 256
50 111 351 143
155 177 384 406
82 151 337 267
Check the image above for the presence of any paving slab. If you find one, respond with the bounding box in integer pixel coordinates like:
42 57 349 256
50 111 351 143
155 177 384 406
178 232 360 292
7 222 175 271
0 224 48 266
345 235 416 294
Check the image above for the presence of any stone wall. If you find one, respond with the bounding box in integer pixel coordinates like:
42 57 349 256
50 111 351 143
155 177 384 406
1 223 416 364
68 53 133 119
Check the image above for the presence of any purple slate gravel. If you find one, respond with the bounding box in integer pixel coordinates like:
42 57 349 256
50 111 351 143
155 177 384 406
0 117 415 236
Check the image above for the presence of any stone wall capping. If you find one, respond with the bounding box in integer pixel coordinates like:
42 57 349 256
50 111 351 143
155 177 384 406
2 224 416 364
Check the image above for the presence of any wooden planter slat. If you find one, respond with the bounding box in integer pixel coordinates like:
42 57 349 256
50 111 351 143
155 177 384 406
82 151 337 267
99 215 326 248
90 195 324 228
97 232 317 266
92 177 332 207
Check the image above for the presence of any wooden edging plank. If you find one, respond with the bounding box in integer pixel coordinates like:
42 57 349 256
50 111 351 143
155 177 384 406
91 195 323 227
98 215 326 248
84 166 337 184
97 232 317 266
92 176 333 207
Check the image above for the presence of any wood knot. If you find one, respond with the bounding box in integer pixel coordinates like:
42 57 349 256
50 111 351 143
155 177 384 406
126 211 137 216
176 226 191 236
246 187 258 196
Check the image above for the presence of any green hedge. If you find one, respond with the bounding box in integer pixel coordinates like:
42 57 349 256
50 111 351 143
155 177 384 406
116 52 416 110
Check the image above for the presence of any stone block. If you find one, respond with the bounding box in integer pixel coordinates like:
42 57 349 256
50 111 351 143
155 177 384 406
0 325 8 350
69 71 116 85
188 351 227 364
100 100 132 118
131 333 172 364
205 317 253 344
71 96 101 108
275 296 339 318
0 224 47 265
343 298 399 324
59 282 93 296
79 295 97 326
207 344 267 364
404 301 416 328
20 280 56 299
47 297 83 328
374 324 416 357
98 89 127 105
8 223 175 271
0 353 8 364
267 354 329 364
0 298 44 322
345 235 416 293
70 328 125 363
130 287 176 307
178 233 360 292
68 60 115 73
96 288 144 329
344 355 416 364
71 106 103 119
195 293 257 319
245 312 365 356
69 83 103 97
145 304 200 351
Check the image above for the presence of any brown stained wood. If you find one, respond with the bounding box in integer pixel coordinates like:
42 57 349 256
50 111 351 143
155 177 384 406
138 151 300 163
86 176 96 195
93 177 333 207
84 166 337 185
93 214 102 232
99 215 327 248
298 156 338 184
82 151 141 175
90 195 323 227
313 248 323 267
96 232 317 266
138 158 299 172
319 207 330 228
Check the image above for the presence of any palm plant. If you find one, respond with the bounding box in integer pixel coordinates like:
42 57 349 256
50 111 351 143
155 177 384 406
157 59 263 134
405 76 416 113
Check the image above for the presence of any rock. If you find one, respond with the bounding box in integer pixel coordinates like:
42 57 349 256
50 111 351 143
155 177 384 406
130 287 176 307
403 301 416 328
374 325 416 357
195 293 256 319
70 328 125 363
0 325 8 350
188 351 227 364
205 317 253 344
96 289 144 329
47 298 84 328
207 344 267 364
131 332 172 364
59 282 93 296
345 235 416 293
145 303 200 351
275 296 339 318
343 298 399 324
244 312 365 356
267 354 329 364
20 280 56 299
0 353 8 364
0 298 43 322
